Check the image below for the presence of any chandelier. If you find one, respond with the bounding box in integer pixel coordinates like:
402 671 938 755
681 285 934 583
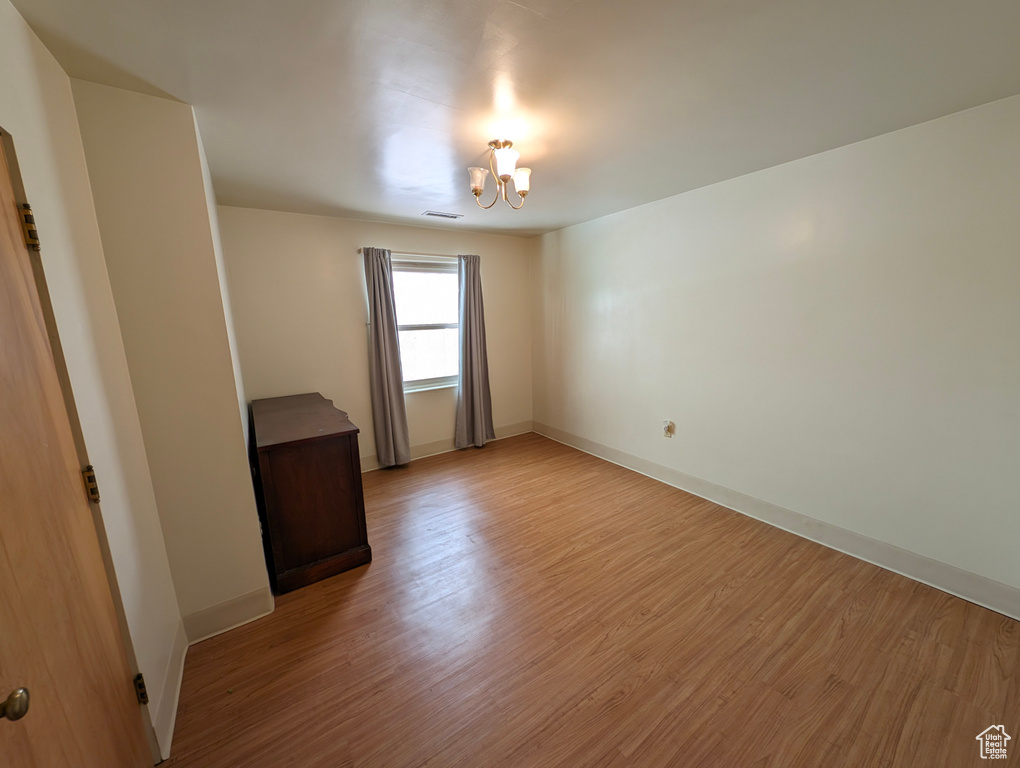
468 140 531 210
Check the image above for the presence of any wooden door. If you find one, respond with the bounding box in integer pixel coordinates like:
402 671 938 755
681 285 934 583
0 133 151 765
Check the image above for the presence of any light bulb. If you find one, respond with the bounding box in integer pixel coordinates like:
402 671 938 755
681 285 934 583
493 146 519 181
513 167 531 195
468 166 489 195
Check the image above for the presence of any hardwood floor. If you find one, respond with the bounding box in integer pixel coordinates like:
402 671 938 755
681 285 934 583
163 433 1020 767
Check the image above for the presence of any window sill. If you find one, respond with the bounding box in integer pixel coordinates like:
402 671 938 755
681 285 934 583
403 379 458 394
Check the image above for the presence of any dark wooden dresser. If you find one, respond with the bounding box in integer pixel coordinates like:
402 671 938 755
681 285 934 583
249 393 371 593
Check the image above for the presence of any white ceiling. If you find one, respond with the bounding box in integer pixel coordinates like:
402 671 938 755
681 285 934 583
12 0 1020 236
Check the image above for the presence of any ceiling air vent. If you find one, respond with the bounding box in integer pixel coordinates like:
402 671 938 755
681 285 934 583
422 210 464 219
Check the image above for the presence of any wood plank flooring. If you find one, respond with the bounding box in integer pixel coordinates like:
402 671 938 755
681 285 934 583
162 433 1020 767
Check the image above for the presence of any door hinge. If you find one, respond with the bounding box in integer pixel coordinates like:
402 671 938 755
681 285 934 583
81 465 101 504
133 674 149 705
19 204 40 251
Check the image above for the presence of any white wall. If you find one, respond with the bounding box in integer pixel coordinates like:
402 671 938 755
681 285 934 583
217 207 533 467
0 0 183 757
70 81 272 638
532 95 1020 603
197 115 250 443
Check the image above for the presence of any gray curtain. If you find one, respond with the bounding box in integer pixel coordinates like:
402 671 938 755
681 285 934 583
363 247 410 466
454 254 495 449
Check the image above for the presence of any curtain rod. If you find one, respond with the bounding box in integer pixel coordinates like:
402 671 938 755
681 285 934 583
357 248 459 259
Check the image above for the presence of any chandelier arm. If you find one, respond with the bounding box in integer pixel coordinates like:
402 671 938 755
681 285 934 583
472 147 502 208
475 187 500 209
503 188 526 209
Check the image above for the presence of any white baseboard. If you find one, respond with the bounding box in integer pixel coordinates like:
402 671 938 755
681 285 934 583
533 422 1020 621
182 586 275 644
152 619 188 760
361 420 533 472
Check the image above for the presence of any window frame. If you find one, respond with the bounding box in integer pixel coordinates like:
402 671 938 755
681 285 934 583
391 253 460 393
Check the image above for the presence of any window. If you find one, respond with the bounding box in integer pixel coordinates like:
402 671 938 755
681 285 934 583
392 254 459 391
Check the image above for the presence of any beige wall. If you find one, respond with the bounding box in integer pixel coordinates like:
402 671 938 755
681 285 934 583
70 82 271 633
532 95 1020 600
0 0 183 756
217 207 533 466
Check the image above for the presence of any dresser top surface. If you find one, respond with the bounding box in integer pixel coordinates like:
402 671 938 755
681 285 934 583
251 393 359 449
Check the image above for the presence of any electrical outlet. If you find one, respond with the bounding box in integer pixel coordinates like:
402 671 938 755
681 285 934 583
662 420 674 438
